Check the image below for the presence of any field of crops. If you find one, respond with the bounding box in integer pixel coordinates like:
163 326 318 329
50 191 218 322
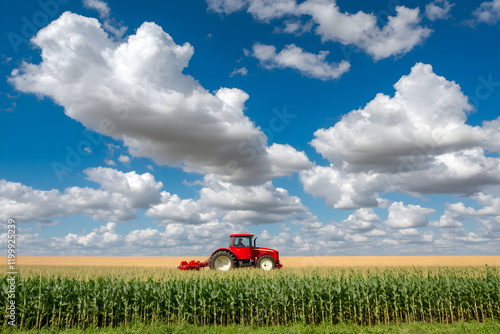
14 255 500 267
1 258 499 330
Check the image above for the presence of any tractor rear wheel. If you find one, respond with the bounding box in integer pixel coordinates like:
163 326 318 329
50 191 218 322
210 250 236 271
257 255 276 271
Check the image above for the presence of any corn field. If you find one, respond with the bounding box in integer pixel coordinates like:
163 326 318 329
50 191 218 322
1 267 499 329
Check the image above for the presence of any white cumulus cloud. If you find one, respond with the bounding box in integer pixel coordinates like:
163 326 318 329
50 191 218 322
311 63 486 170
299 1 431 60
385 202 436 229
118 155 130 165
432 192 500 232
146 174 310 225
425 0 454 21
0 167 163 224
341 208 380 231
301 63 500 209
9 12 310 186
252 43 350 80
300 165 382 209
85 167 162 209
473 0 500 25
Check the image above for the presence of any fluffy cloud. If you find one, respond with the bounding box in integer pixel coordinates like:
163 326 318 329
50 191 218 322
93 222 117 233
266 143 313 176
472 193 500 215
432 193 500 233
1 180 68 224
431 214 463 228
395 148 500 194
252 43 350 80
301 63 500 209
0 168 162 223
312 63 482 170
340 208 380 231
299 2 431 60
146 174 309 225
425 0 454 21
145 192 217 225
10 12 310 186
246 0 298 21
208 0 431 60
118 155 131 165
85 167 162 208
300 165 382 209
300 221 346 243
473 0 500 25
385 202 436 229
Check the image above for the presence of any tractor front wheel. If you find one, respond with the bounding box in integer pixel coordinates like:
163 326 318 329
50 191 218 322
209 250 236 271
257 255 276 271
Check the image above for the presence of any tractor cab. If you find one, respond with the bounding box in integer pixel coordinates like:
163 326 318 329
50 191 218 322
229 233 255 261
230 234 254 248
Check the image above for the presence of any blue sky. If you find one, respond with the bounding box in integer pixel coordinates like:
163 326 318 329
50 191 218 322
1 0 499 256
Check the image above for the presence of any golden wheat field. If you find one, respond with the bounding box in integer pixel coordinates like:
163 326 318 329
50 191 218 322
10 255 500 268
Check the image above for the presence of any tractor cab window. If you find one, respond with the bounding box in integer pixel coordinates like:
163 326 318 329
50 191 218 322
233 237 251 247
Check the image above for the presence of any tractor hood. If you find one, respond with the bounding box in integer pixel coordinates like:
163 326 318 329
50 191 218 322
252 247 277 253
252 247 280 263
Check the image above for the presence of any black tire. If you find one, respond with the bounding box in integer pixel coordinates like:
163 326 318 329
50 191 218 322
257 255 276 271
209 250 237 271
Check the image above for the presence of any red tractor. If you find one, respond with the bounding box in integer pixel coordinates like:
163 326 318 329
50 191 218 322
178 233 283 271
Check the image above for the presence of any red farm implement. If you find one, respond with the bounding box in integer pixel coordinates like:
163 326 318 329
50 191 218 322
178 260 209 270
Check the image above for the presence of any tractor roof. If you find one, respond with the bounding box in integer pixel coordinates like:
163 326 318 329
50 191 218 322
230 233 254 237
